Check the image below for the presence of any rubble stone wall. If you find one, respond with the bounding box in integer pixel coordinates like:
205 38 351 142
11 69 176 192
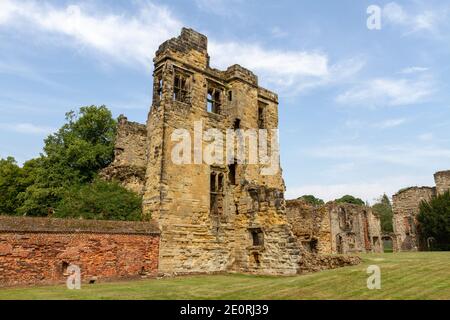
142 28 300 275
286 200 332 255
392 187 436 251
100 116 147 195
434 170 450 196
286 201 382 255
328 202 383 254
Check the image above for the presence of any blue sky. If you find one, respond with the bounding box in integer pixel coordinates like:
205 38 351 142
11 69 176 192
1 0 450 203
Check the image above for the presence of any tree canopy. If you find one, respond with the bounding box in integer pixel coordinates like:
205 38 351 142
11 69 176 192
372 194 394 233
417 192 450 251
335 195 365 206
297 195 325 206
0 105 141 221
55 179 142 221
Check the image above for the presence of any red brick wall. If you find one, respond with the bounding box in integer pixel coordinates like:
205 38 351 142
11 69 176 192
0 232 160 287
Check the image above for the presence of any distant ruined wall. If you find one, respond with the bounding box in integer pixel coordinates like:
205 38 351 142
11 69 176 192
100 115 147 195
434 171 450 196
328 203 383 254
286 200 332 255
286 201 382 255
392 187 436 251
391 170 450 252
0 216 160 287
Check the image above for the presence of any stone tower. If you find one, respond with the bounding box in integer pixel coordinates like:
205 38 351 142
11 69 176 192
434 170 450 196
142 28 300 275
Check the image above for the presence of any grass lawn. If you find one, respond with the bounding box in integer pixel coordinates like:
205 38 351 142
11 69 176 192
1 252 449 300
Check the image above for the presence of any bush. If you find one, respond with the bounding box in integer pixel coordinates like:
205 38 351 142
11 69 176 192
417 191 450 251
335 195 365 206
297 195 324 206
55 179 142 221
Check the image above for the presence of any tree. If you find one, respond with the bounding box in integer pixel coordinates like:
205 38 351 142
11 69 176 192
297 195 324 206
335 195 365 206
17 106 117 216
55 179 142 221
0 157 25 215
417 191 450 251
372 194 393 233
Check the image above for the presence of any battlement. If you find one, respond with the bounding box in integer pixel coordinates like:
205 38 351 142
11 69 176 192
225 64 258 86
156 27 208 58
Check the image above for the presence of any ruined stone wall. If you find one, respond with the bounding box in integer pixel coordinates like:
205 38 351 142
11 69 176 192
434 170 450 196
392 187 436 251
286 200 332 255
100 116 147 195
328 203 383 254
0 216 160 287
142 28 300 275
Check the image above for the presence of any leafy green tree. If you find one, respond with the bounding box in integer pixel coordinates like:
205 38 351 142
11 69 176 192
55 179 142 221
297 195 324 206
372 194 394 233
417 192 450 251
17 106 117 216
335 195 365 206
0 157 25 215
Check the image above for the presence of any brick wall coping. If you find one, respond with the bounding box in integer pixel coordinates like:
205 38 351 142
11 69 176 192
0 216 160 235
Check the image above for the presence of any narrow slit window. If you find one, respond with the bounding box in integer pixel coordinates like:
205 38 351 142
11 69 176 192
233 119 241 130
228 163 236 185
258 103 266 129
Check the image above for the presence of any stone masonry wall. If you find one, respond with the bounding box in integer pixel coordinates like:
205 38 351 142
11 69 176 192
286 200 332 255
286 200 382 255
434 170 450 196
392 187 436 251
328 202 383 254
391 170 450 252
100 115 147 195
142 28 300 275
0 216 160 287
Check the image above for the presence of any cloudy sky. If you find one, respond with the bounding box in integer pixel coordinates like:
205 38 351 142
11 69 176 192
1 0 450 203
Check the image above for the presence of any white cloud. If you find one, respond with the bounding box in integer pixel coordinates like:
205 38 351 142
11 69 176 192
210 42 328 77
0 0 361 94
345 118 407 129
418 132 434 142
373 118 407 129
400 66 429 74
383 2 447 35
0 0 182 68
0 123 55 135
336 76 434 107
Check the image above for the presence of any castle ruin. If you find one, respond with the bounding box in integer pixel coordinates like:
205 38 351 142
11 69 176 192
103 28 301 275
286 200 383 255
392 170 450 251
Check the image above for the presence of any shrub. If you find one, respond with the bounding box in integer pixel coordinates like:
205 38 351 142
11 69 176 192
55 179 142 221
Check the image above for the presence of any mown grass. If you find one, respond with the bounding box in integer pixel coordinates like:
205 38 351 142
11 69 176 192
0 252 449 300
